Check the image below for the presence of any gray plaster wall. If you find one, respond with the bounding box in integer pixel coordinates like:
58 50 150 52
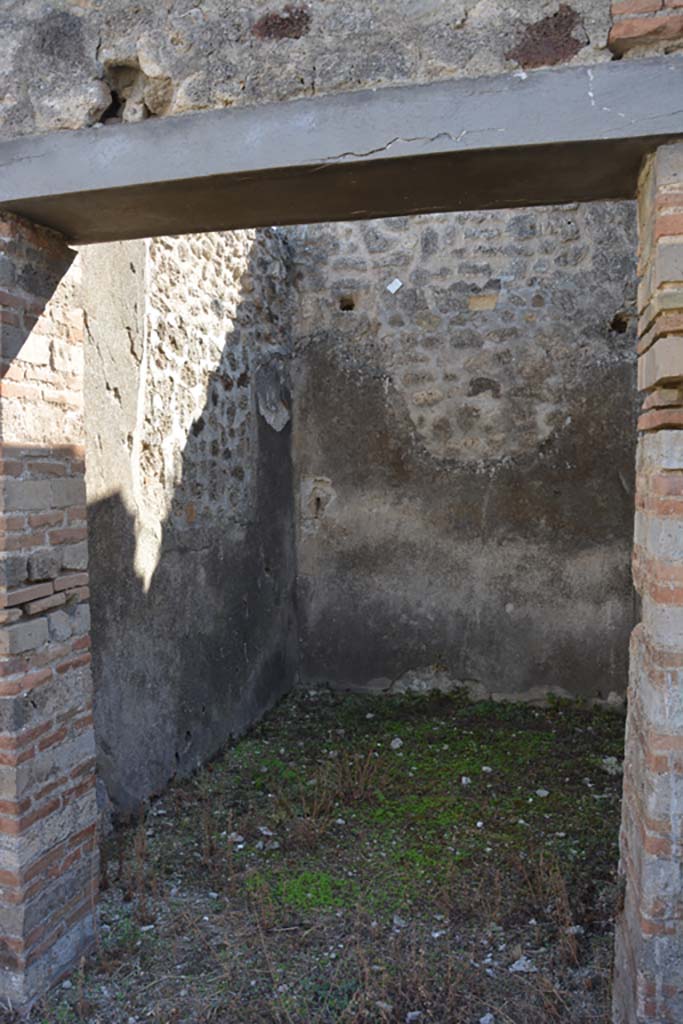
0 2 616 143
81 230 297 812
288 204 639 701
77 203 638 811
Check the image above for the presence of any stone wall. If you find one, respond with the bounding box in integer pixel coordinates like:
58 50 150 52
81 230 297 812
288 204 639 701
9 0 683 149
73 204 642 814
0 2 616 143
4 3 683 150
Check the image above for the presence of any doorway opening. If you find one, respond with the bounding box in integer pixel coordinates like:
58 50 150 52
24 202 636 1020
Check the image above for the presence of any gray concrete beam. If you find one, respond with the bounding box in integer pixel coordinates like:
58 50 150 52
1 56 683 243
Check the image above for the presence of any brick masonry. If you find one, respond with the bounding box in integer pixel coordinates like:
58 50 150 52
613 144 683 1023
0 213 97 1008
610 0 683 52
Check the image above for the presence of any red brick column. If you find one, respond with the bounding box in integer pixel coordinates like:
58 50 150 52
613 145 683 1023
610 1 683 54
0 214 97 1008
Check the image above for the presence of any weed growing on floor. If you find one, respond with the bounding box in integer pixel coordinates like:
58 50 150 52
22 687 624 1024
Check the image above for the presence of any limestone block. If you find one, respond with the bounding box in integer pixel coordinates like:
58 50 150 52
2 479 51 512
0 554 28 588
60 541 88 571
49 478 87 509
635 513 683 563
642 594 683 649
0 617 48 655
638 335 683 391
639 290 683 339
28 548 61 582
639 430 683 472
47 609 72 642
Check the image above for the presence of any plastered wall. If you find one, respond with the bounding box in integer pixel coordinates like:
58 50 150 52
289 205 639 701
81 230 297 811
76 203 640 811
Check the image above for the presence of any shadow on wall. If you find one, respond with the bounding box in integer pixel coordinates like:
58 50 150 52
82 231 298 815
288 206 640 703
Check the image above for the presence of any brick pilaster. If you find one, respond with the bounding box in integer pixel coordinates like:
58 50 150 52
613 145 683 1023
0 214 97 1008
610 1 683 54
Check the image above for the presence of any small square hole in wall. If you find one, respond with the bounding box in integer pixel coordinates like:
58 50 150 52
339 294 356 311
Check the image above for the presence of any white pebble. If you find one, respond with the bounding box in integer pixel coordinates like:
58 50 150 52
509 955 537 974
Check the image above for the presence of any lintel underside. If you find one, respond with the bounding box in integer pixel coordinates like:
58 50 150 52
0 57 682 243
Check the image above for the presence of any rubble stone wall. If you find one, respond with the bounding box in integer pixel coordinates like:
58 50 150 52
82 229 297 812
288 205 639 701
4 2 683 150
0 2 617 143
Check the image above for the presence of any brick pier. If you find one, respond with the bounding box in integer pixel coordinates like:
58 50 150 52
610 1 683 54
0 214 97 1007
614 144 683 1023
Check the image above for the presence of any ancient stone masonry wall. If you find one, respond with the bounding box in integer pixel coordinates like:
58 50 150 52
613 144 683 1024
0 214 97 1008
0 1 614 143
288 205 639 700
83 229 297 813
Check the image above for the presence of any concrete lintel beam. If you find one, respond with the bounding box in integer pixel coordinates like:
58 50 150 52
2 57 683 243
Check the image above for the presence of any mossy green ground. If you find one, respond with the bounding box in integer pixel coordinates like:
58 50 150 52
30 689 625 1024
